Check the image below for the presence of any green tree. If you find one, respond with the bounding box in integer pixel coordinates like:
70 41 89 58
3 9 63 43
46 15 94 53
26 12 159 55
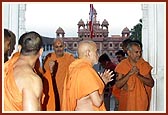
129 19 142 42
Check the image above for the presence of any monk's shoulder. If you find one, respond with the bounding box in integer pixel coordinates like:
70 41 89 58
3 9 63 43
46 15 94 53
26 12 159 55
22 72 43 98
137 58 152 68
65 52 74 58
116 58 128 67
115 58 129 73
78 64 93 75
64 53 75 62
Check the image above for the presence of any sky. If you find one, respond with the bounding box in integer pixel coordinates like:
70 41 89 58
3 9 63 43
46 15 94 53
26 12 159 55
25 2 142 38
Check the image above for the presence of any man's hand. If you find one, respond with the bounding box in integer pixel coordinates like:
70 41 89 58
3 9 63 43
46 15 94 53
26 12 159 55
48 60 55 74
98 69 114 85
128 66 139 77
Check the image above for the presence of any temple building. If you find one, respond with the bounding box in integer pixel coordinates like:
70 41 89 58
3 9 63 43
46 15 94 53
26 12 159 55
42 8 130 63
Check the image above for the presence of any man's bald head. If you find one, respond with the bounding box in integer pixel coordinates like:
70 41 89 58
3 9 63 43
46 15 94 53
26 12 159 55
53 38 64 45
77 40 98 65
78 40 97 58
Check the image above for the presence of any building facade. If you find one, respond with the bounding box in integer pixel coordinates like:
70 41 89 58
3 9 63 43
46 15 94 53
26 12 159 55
43 7 130 63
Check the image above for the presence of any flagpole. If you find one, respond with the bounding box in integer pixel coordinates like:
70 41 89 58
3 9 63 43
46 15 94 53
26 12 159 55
89 4 93 39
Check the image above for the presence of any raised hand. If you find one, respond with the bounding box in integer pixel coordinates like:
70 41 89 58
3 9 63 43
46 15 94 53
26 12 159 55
98 69 114 85
128 66 139 77
49 60 55 74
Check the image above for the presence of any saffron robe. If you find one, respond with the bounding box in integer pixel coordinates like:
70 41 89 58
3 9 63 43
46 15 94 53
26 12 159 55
4 52 43 79
4 56 22 111
115 58 152 111
112 84 120 100
4 52 44 111
62 59 106 111
43 52 75 110
4 52 20 78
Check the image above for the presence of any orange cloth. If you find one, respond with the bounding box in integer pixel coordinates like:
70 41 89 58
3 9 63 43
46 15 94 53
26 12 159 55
5 52 43 78
115 58 152 111
42 70 55 110
4 52 20 78
4 52 45 111
62 59 106 111
43 52 75 111
112 84 120 100
34 57 43 77
4 56 22 111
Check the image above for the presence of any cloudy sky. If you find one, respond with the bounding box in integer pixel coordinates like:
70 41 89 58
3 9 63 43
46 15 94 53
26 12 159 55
25 2 142 38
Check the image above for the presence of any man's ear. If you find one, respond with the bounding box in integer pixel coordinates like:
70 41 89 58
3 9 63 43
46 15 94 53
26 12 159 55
18 45 22 52
127 50 130 56
39 48 43 56
86 49 91 57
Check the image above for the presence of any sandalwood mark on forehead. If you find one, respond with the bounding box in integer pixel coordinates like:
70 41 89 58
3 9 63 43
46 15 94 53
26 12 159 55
55 40 63 46
56 42 62 46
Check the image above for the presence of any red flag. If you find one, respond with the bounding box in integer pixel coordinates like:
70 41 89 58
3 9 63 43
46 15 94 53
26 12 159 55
89 4 94 38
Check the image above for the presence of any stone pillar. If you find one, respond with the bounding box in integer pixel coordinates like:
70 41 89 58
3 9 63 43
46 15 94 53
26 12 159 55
141 3 165 111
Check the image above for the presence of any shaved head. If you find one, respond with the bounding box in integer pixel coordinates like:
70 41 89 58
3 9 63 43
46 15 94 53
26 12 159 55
77 40 99 65
78 40 96 58
53 38 64 45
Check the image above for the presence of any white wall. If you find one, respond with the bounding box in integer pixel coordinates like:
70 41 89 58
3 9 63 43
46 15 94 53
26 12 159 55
3 4 19 43
3 3 26 53
142 3 166 111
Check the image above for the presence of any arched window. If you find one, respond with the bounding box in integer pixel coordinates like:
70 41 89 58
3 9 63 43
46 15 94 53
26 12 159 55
46 45 49 51
109 43 113 48
43 45 45 51
109 52 113 56
73 43 77 47
49 44 52 50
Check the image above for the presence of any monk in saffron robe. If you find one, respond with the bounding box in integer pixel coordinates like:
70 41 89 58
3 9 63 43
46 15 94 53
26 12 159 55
61 40 114 111
111 50 126 108
5 51 43 79
42 38 75 111
115 41 154 111
4 52 21 110
5 33 43 79
4 31 43 111
4 52 20 77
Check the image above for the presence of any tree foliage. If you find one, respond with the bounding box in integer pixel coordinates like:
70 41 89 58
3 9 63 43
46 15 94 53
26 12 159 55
129 19 142 42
